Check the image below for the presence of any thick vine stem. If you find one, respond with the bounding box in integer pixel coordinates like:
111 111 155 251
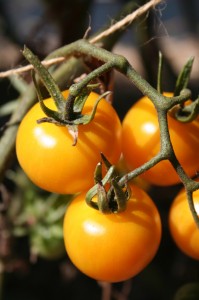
47 39 192 110
1 36 198 225
56 40 199 224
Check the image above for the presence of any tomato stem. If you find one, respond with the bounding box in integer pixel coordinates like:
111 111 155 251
49 39 198 221
3 37 199 223
186 190 199 229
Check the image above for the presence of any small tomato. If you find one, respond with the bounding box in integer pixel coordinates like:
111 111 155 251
169 187 199 260
16 91 122 194
122 93 199 186
63 185 162 282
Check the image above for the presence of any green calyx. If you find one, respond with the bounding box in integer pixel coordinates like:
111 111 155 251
170 56 199 123
86 153 131 214
171 96 199 123
157 52 198 123
23 46 110 145
171 56 199 123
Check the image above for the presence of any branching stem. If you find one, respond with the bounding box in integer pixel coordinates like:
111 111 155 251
0 37 198 225
50 39 198 225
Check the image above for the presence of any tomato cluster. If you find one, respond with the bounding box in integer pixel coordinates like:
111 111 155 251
16 90 199 282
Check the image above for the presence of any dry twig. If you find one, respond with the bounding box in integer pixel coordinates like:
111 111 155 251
0 0 162 78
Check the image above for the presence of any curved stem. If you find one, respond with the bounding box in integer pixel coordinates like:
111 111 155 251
186 190 199 228
69 61 115 97
119 152 164 186
50 39 191 111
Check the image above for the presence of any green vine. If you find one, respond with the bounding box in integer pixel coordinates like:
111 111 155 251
17 38 199 226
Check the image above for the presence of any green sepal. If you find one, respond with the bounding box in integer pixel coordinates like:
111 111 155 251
101 152 112 171
73 91 111 125
100 152 118 181
93 162 112 213
73 89 91 114
85 165 116 210
111 179 130 213
94 162 103 184
97 183 110 213
73 84 102 113
27 49 111 129
23 46 65 111
174 96 199 123
32 71 64 123
174 57 194 96
37 99 64 124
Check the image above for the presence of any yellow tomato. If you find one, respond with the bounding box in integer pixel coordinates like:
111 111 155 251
16 91 122 194
122 93 199 186
63 184 162 282
169 187 199 260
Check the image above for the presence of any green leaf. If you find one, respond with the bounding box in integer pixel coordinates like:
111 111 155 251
32 71 64 123
101 152 113 171
94 162 103 184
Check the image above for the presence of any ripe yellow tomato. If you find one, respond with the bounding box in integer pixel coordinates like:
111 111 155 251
16 90 122 194
63 184 162 282
122 93 199 186
169 187 199 260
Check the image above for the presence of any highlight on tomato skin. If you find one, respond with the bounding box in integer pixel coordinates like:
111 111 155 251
63 184 162 283
15 90 122 194
121 92 199 187
169 187 199 260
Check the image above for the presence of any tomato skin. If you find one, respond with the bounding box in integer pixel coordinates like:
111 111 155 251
16 91 122 194
122 93 199 186
63 185 161 282
169 187 199 260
